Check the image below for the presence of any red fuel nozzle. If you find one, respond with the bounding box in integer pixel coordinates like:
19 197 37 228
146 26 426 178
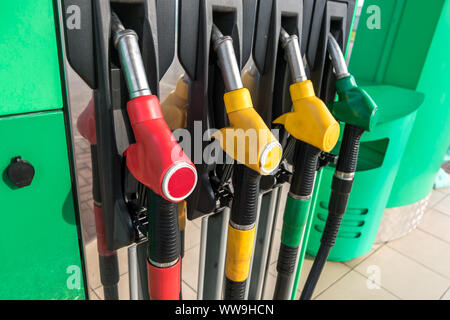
111 12 197 202
125 95 197 202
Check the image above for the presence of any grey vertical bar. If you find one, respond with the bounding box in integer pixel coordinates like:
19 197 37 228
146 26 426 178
260 187 285 298
128 241 150 300
196 217 208 300
197 208 230 300
128 245 139 300
247 187 281 299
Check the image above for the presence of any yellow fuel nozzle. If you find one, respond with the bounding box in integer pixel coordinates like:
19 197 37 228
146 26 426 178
161 75 189 130
211 25 282 175
274 81 340 152
274 28 339 153
214 88 282 175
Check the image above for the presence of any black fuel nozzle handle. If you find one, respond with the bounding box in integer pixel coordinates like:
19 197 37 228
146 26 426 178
146 190 180 267
322 124 364 246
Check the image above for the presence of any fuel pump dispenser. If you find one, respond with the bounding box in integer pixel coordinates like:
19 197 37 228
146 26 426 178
247 0 304 300
299 33 378 300
61 0 196 300
272 28 340 300
289 0 358 299
77 99 120 300
110 11 197 300
209 24 282 300
177 0 263 300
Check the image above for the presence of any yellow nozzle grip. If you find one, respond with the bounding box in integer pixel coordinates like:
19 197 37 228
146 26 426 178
225 225 256 282
274 81 340 152
214 89 282 175
161 75 189 130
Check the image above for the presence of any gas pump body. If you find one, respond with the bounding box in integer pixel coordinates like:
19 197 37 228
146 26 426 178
178 0 258 300
61 0 177 299
248 0 304 300
0 1 86 299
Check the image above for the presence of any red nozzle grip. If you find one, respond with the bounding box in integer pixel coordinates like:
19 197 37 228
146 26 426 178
125 95 197 202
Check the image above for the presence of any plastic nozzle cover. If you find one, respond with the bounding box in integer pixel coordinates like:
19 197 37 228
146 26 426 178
125 95 197 202
213 88 282 175
274 80 340 152
332 76 379 132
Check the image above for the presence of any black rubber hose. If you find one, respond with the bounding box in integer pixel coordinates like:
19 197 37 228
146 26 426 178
274 244 298 300
229 164 261 226
224 278 247 300
336 125 364 173
290 141 321 197
91 145 119 300
300 125 364 300
147 190 180 265
299 245 331 299
99 255 120 300
180 229 185 259
273 142 320 300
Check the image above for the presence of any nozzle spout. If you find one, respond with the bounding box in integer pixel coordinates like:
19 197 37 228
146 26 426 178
111 11 151 99
327 34 350 79
211 24 243 92
280 28 307 83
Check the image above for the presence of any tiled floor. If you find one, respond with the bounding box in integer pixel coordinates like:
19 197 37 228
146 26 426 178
68 61 450 301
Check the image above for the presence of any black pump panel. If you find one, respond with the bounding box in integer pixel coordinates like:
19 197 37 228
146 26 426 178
178 0 257 220
252 0 303 127
60 0 177 250
306 0 356 102
61 0 96 88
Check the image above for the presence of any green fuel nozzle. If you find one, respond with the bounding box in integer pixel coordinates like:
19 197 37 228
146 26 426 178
327 34 378 132
300 34 379 300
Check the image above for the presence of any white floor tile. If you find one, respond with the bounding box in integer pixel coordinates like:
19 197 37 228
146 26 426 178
441 287 450 300
418 208 450 243
182 246 200 292
434 194 450 216
387 228 450 280
429 190 447 207
182 281 197 300
295 258 351 298
355 246 449 300
315 270 398 300
344 243 384 268
184 220 201 251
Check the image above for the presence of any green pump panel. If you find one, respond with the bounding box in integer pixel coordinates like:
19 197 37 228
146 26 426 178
307 0 450 261
384 0 450 207
0 1 86 299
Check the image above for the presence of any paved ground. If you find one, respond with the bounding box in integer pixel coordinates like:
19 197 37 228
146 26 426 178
68 60 450 301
